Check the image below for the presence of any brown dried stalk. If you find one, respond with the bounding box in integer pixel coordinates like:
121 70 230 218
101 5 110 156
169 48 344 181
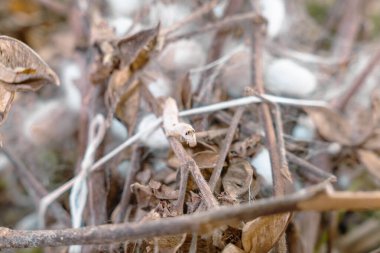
249 7 285 196
2 183 380 248
116 145 142 223
208 107 244 192
140 84 218 209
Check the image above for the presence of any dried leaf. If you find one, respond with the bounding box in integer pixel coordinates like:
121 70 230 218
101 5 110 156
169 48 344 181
193 151 220 169
116 24 160 70
305 107 352 145
242 213 291 253
357 149 380 180
363 130 380 150
222 159 253 199
229 135 261 158
115 80 140 135
0 86 14 123
222 243 245 253
0 35 59 91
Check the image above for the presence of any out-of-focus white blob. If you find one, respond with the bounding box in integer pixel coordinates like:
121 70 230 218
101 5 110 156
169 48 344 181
142 70 173 98
327 142 342 156
108 17 134 37
137 114 169 149
149 2 191 30
221 45 251 98
260 0 286 38
23 100 78 146
61 62 82 111
110 118 128 140
158 39 206 73
250 148 273 185
213 0 228 18
117 160 131 178
23 61 81 146
265 58 317 97
0 154 10 172
15 213 39 230
108 0 149 17
292 116 316 141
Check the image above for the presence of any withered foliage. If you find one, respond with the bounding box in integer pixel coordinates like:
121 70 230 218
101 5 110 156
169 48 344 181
0 1 380 253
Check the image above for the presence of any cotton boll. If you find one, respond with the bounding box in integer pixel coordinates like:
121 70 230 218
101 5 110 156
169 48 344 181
142 71 173 98
0 154 10 172
23 101 78 146
158 39 206 73
137 114 169 149
110 118 128 140
15 213 39 230
108 17 134 37
149 2 191 30
221 45 251 98
61 62 81 112
108 0 148 17
265 58 317 97
292 116 316 141
250 148 273 185
260 0 286 38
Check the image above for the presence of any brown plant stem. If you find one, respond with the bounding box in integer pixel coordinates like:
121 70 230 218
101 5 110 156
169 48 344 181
335 49 380 111
3 183 380 248
140 83 218 209
116 145 142 223
208 107 244 191
286 152 336 182
249 5 285 196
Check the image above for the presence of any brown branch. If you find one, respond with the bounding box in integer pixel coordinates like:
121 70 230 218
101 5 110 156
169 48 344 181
116 145 142 223
140 83 219 209
3 183 380 248
335 49 380 111
208 107 244 191
168 11 262 43
249 7 285 196
169 138 219 209
175 164 190 214
161 0 218 37
286 152 337 182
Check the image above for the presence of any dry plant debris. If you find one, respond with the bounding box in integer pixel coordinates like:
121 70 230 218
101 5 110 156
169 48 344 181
0 0 380 253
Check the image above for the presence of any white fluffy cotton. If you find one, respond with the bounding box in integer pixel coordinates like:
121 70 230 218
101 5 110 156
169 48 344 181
110 118 128 140
265 58 317 97
108 0 149 17
260 0 286 38
149 2 191 29
23 100 78 146
250 148 273 185
221 45 251 98
23 61 81 146
158 39 206 73
61 62 81 111
144 71 173 98
137 114 169 149
108 17 134 37
292 116 316 141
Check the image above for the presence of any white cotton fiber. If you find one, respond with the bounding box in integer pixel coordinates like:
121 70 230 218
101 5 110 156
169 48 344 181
250 148 273 185
137 114 169 149
265 58 317 97
260 0 286 38
158 39 206 73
